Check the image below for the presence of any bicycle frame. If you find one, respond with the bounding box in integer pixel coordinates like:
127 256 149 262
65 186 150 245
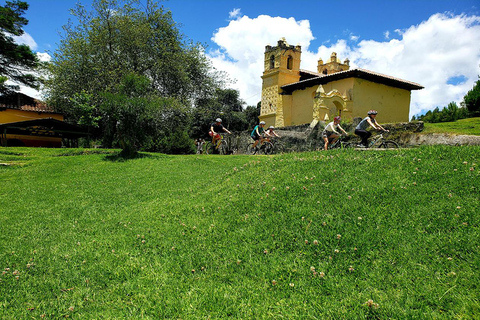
327 135 349 149
368 133 385 147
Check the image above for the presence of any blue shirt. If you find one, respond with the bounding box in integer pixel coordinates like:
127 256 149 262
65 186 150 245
251 125 265 137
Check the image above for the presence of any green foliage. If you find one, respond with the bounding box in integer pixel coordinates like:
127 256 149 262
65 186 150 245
47 0 221 107
417 76 480 123
95 73 194 156
191 88 253 138
153 130 195 154
0 0 40 94
45 0 224 153
417 102 469 123
463 77 480 116
245 102 262 129
0 146 478 318
69 91 101 128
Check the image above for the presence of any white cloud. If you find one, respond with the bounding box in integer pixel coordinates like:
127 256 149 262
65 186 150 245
7 31 51 100
37 52 51 62
12 31 38 50
353 13 480 116
229 8 242 20
14 52 52 100
208 14 314 105
208 12 480 117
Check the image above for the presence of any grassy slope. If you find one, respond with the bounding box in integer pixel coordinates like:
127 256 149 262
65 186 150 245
422 117 480 136
0 147 479 318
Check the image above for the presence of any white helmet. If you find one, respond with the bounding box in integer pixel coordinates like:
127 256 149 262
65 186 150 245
216 118 222 122
260 121 266 125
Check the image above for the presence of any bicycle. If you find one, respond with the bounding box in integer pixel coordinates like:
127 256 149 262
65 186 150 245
326 134 352 150
268 138 285 154
202 134 229 155
245 138 274 155
344 132 399 149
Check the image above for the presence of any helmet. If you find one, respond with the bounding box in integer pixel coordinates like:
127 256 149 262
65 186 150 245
367 110 378 115
216 118 222 122
260 121 266 125
334 116 341 121
268 126 274 129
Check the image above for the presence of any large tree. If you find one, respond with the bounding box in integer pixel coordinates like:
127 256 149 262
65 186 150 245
463 77 480 116
0 0 39 94
46 0 224 154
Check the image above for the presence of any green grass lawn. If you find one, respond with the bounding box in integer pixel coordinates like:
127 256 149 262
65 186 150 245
1 146 479 318
422 117 480 136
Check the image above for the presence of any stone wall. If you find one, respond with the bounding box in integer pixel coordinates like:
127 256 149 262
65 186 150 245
228 121 425 153
402 133 480 146
226 121 478 154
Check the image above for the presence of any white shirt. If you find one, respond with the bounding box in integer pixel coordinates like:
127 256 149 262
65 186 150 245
324 121 342 133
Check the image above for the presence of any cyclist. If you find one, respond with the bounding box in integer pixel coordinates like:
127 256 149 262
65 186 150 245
251 121 267 149
209 118 231 148
265 126 280 141
354 110 389 148
322 116 347 150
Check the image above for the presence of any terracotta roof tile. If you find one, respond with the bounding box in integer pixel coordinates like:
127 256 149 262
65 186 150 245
282 68 424 93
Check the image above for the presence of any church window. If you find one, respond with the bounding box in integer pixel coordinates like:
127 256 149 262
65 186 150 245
287 55 293 70
269 55 275 69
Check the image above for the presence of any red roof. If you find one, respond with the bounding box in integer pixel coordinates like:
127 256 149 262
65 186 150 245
282 68 424 94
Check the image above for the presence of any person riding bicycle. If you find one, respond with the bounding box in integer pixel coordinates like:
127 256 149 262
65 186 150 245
209 118 231 148
354 110 389 148
251 121 268 149
265 126 280 141
322 116 347 150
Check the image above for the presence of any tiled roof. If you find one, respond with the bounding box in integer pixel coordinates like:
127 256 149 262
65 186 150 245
299 69 322 77
282 68 424 93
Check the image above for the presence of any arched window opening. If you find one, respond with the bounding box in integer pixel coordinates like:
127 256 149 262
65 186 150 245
332 101 343 118
287 55 293 70
269 55 275 69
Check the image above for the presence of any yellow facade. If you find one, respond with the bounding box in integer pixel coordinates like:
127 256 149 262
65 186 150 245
351 78 412 123
260 38 423 127
260 38 301 127
0 108 63 123
0 108 64 147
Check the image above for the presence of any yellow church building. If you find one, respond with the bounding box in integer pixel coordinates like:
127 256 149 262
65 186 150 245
260 38 424 127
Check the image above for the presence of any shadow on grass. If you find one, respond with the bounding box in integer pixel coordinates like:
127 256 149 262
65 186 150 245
0 150 25 156
103 151 165 162
56 149 116 157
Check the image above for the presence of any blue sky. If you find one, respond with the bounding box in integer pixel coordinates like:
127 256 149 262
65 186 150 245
6 0 480 117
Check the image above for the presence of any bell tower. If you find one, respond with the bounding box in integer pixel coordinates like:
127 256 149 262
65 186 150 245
317 52 350 75
260 38 301 127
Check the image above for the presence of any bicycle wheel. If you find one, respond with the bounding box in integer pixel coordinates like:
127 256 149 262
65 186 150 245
203 141 214 154
262 142 274 155
273 142 285 154
380 140 399 149
245 143 257 155
218 140 228 155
